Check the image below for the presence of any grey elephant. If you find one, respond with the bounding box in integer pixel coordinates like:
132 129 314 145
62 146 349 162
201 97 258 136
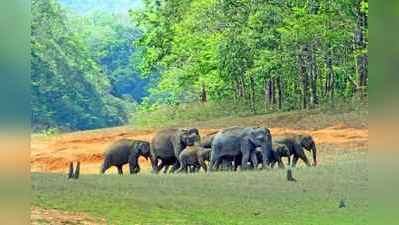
150 128 200 173
176 145 211 173
101 139 151 175
209 126 272 171
200 131 218 148
254 142 290 169
275 134 317 167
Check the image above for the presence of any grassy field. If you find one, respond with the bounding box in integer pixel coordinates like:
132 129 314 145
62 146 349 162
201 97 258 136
32 151 367 225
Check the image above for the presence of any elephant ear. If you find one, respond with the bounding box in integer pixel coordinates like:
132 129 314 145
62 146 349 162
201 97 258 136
173 129 187 155
140 141 151 157
177 129 188 144
130 141 141 156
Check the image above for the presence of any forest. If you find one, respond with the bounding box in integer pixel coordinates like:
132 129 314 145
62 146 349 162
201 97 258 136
31 0 368 131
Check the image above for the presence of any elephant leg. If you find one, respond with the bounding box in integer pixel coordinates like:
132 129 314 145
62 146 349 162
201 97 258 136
241 152 250 170
170 161 180 173
100 161 110 174
250 152 258 170
209 153 216 171
176 162 186 173
292 156 299 167
117 165 123 175
199 160 207 172
225 160 233 171
129 162 138 174
128 154 139 174
133 165 140 173
151 156 159 173
261 150 272 169
214 158 223 171
195 165 201 172
300 153 311 167
233 157 240 171
163 165 170 174
190 165 199 173
220 160 227 171
277 159 285 169
157 160 165 172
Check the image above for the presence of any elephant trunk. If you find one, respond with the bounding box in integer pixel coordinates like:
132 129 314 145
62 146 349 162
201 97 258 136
263 135 273 168
100 160 109 174
311 144 317 166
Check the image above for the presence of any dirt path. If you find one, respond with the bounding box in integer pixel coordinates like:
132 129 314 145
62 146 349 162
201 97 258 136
31 124 367 174
31 207 106 225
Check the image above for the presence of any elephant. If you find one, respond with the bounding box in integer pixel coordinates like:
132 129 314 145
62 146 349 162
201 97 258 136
150 128 200 173
254 142 290 169
200 131 218 148
176 145 211 173
209 126 272 171
156 157 177 174
274 134 317 167
101 139 151 175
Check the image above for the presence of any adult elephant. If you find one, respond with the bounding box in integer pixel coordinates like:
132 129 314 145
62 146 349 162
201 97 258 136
100 139 151 175
150 128 200 173
209 127 272 171
275 135 317 167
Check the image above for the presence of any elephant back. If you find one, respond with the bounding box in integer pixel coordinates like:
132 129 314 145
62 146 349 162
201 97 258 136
104 139 132 164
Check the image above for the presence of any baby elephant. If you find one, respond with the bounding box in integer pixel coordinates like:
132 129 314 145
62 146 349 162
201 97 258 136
269 143 291 168
177 145 211 173
101 139 151 175
255 142 290 169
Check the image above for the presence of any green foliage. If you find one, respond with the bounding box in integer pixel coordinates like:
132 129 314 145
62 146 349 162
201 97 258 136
32 156 367 225
132 0 368 111
31 0 131 131
66 10 153 102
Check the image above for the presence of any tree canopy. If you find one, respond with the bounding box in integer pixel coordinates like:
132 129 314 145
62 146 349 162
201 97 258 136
132 0 368 111
32 0 145 131
32 0 367 131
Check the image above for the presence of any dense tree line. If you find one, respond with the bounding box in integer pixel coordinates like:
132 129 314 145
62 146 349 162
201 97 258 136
67 10 153 102
132 0 368 112
32 0 139 131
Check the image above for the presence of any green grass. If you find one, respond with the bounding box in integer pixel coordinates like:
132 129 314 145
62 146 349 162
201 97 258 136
130 98 367 130
32 153 367 225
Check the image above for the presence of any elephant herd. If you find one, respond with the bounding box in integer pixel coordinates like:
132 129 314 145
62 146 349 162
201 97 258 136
100 126 317 175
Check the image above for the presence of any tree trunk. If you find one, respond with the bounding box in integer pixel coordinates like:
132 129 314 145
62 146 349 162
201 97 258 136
268 78 273 108
299 48 309 110
272 77 277 106
250 77 256 113
310 47 318 106
277 76 283 110
264 78 268 111
200 82 207 102
325 46 335 100
355 0 368 98
238 77 245 98
233 79 240 102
